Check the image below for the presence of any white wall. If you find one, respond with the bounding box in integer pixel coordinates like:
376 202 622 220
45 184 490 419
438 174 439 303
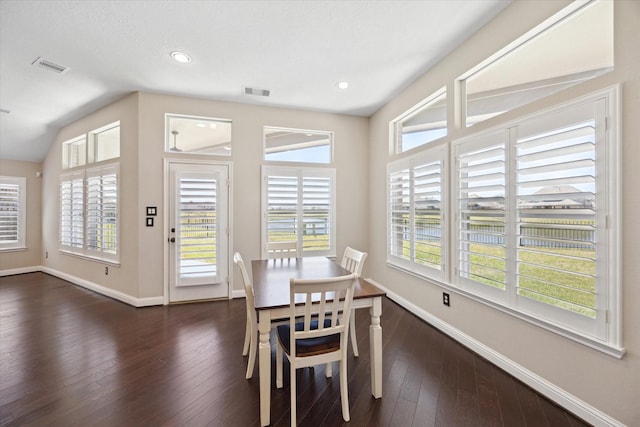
367 1 639 425
0 159 42 272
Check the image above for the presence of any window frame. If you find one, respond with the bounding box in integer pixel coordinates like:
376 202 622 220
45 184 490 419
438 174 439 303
263 126 334 165
386 86 622 357
391 87 447 154
261 165 336 258
387 144 448 281
59 163 120 264
0 176 27 251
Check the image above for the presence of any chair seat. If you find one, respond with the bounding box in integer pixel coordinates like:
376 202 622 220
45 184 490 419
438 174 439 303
277 319 339 357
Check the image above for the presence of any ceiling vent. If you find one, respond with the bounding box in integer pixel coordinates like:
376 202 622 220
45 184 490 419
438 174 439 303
32 57 69 74
243 87 270 97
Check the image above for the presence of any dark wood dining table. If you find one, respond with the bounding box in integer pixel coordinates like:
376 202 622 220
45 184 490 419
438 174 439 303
251 256 386 427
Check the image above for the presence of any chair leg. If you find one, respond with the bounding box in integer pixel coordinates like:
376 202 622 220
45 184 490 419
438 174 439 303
242 314 251 356
290 364 297 426
276 343 283 388
350 311 359 357
340 357 350 422
245 328 257 379
326 361 332 378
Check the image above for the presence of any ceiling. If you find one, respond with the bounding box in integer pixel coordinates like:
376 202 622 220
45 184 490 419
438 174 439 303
0 0 510 163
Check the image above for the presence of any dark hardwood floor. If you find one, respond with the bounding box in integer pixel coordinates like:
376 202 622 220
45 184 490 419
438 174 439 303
0 272 590 427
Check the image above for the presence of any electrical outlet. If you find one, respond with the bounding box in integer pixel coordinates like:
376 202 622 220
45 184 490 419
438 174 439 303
443 292 450 307
105 266 109 275
45 251 48 259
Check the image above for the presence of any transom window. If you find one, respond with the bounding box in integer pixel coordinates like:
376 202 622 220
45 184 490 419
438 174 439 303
62 122 120 169
392 88 447 154
264 127 332 164
461 0 613 127
166 114 232 156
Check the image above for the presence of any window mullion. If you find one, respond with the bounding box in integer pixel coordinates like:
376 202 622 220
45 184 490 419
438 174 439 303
505 126 518 306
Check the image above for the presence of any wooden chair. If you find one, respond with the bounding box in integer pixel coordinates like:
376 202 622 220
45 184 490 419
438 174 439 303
267 241 298 259
233 252 258 379
276 274 356 426
341 246 368 357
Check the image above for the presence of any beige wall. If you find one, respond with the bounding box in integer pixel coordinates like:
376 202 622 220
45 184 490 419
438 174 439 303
41 93 140 296
40 91 369 300
368 0 639 425
136 92 369 298
0 159 42 271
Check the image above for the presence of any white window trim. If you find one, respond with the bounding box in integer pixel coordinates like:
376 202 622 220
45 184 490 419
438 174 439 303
0 176 27 251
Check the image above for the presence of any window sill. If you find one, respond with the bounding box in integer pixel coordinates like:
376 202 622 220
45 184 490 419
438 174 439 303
0 246 27 253
59 250 120 267
386 261 626 359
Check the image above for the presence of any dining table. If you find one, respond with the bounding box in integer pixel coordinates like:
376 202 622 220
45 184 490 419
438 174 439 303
251 256 386 427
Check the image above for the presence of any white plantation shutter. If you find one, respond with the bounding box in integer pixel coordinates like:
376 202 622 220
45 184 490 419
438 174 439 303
263 166 335 257
387 146 446 278
266 174 298 243
86 165 118 259
456 132 507 297
388 166 410 263
302 175 331 252
515 101 600 321
60 172 84 249
178 174 217 281
0 176 26 249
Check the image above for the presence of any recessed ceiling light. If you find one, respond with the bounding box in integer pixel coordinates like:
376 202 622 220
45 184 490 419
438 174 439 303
171 51 192 64
337 81 349 89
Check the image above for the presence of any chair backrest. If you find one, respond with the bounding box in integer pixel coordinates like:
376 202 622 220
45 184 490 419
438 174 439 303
341 247 368 276
234 252 256 321
288 274 356 358
267 241 298 259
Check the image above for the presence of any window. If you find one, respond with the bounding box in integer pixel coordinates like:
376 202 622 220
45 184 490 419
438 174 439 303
454 88 619 345
0 176 26 250
264 127 332 164
60 165 119 263
392 88 447 153
388 145 447 280
62 121 120 169
262 166 335 257
166 114 232 155
461 0 613 127
62 136 87 169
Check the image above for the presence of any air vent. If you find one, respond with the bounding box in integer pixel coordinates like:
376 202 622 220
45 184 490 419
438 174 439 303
243 87 270 97
32 57 69 74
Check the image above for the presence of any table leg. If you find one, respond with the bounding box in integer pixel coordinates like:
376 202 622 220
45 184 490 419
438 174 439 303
258 310 272 426
369 296 382 398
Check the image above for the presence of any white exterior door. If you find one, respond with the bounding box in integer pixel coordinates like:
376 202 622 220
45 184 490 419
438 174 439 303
168 162 229 302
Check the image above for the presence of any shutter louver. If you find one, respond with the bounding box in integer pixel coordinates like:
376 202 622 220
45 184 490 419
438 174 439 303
302 176 330 252
60 176 84 248
457 143 506 290
413 160 442 269
0 182 20 243
267 175 298 243
389 168 410 261
516 120 597 317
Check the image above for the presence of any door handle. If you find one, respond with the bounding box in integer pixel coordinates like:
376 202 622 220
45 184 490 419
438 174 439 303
169 237 176 243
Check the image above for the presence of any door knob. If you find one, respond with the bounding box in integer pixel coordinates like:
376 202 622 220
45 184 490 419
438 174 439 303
169 237 176 243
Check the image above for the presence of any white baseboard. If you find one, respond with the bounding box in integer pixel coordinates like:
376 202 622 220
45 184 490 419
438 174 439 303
0 265 42 276
366 278 624 427
40 267 163 307
232 289 246 299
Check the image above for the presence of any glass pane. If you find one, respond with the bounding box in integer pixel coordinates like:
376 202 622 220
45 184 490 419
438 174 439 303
62 137 86 169
264 127 332 164
465 0 613 127
179 177 217 279
397 90 447 153
167 115 232 155
94 125 120 162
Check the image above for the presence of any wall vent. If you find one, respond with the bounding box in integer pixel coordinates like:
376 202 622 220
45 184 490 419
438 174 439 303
32 57 69 74
243 87 270 97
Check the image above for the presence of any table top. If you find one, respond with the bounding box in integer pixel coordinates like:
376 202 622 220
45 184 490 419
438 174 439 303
251 256 386 310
